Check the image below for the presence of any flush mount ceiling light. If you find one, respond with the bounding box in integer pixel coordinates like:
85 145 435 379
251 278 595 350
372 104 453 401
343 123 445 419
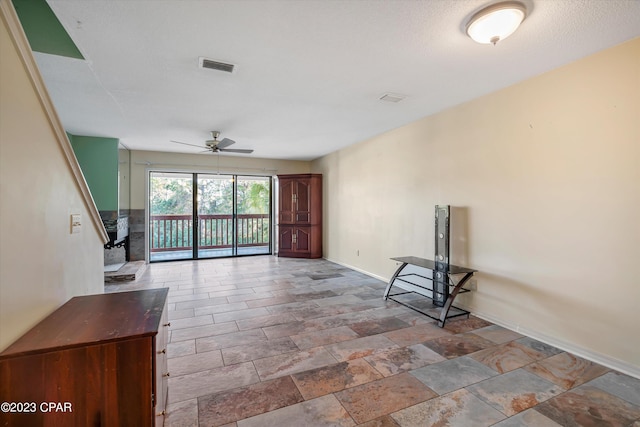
466 1 527 45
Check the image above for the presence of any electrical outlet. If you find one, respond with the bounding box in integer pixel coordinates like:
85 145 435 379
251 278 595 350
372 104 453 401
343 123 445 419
357 249 360 256
70 214 82 234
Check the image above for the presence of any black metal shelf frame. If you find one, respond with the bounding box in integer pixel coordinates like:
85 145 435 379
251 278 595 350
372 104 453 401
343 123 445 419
384 257 476 327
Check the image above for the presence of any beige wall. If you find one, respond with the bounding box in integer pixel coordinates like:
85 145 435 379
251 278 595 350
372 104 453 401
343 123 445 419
128 150 311 209
0 9 105 350
313 38 640 375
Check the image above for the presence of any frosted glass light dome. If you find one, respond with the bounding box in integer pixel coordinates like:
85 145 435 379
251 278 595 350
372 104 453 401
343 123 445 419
466 2 527 45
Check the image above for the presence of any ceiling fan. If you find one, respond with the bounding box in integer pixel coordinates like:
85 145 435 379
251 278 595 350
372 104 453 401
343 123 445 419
171 131 253 154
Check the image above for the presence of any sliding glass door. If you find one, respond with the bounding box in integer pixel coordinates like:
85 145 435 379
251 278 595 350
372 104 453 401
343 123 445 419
236 176 271 256
149 172 194 261
149 171 271 262
197 174 234 258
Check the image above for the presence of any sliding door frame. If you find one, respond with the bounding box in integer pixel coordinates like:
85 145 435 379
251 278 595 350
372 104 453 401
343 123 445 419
146 168 273 263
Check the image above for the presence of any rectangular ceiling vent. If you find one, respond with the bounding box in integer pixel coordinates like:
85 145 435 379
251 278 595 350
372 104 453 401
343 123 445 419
379 93 406 103
199 57 235 73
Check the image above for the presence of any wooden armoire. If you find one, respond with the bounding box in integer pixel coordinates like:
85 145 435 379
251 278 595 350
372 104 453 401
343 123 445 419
277 174 322 258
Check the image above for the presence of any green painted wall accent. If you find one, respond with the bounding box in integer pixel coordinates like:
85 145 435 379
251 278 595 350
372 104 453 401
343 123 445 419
69 135 119 211
12 0 84 59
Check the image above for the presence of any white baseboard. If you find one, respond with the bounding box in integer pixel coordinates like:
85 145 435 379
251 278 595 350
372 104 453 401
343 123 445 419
324 258 640 380
453 303 640 380
324 257 389 283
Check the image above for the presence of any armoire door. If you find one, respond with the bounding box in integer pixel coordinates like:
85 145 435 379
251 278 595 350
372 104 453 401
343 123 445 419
279 179 295 224
278 226 294 253
294 226 311 253
293 179 311 224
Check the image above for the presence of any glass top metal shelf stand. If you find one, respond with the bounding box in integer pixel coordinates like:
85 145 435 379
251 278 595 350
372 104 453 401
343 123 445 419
383 256 476 327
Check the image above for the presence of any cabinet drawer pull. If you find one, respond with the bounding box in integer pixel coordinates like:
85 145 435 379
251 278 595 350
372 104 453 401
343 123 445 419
164 322 171 327
164 372 170 377
158 348 166 354
157 410 166 416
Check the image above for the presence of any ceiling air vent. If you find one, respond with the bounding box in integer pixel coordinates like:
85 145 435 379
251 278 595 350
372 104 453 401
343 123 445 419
379 93 406 103
198 57 235 73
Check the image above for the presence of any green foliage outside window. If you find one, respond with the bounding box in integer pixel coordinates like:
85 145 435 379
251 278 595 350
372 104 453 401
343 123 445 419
150 175 269 215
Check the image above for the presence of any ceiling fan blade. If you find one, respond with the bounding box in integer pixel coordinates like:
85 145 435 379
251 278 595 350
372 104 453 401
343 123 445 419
219 148 253 154
171 140 206 149
216 138 236 149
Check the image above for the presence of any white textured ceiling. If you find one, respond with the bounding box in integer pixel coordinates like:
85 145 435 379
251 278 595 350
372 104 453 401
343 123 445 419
37 0 640 160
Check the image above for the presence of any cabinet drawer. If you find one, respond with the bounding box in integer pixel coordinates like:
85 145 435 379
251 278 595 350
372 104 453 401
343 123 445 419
155 303 169 426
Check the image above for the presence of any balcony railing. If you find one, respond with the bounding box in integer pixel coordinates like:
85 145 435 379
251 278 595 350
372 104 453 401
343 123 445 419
150 214 269 252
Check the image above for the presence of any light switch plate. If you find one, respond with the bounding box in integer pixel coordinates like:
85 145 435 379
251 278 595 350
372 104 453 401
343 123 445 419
71 214 82 234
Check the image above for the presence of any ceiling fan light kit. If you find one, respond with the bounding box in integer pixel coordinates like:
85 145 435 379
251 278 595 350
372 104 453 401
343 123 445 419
466 1 527 45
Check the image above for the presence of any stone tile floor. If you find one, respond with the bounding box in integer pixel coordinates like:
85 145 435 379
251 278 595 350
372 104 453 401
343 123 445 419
106 256 640 427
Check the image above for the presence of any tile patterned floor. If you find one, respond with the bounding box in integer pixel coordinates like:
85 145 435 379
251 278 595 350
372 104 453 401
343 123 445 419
105 256 640 427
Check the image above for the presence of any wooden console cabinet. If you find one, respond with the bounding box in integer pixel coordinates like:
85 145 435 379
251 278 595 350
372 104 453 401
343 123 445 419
278 173 322 258
0 288 169 427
